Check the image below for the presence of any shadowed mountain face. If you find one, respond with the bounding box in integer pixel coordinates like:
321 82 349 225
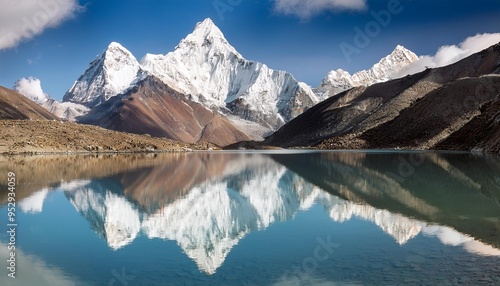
3 151 499 276
0 86 59 120
259 43 500 154
79 76 251 146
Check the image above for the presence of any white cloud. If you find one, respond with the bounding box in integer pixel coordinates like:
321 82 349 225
396 33 500 77
13 76 49 104
273 0 367 19
0 0 82 50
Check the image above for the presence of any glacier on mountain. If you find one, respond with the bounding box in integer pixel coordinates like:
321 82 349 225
50 18 423 136
140 18 317 128
315 45 419 99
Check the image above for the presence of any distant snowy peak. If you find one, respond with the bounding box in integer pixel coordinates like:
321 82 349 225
315 45 419 98
359 45 419 82
14 77 89 121
63 42 141 107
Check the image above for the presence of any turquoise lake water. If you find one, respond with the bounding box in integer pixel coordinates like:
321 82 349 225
0 151 499 285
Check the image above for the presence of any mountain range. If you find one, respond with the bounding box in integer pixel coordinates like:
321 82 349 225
11 18 420 147
6 18 500 153
61 19 323 142
251 42 500 153
314 45 419 99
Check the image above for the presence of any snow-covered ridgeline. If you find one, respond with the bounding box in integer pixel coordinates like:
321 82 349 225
314 45 419 99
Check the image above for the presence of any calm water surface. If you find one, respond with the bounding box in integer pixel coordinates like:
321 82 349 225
0 151 499 285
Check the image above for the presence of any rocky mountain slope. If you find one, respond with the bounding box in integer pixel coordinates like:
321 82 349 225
315 45 419 99
0 84 217 154
253 42 500 154
0 86 60 120
79 75 251 146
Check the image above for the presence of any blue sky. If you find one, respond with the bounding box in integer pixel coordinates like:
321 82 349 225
1 0 500 100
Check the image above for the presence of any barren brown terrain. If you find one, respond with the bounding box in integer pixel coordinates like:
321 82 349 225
0 120 217 155
229 43 500 155
0 86 60 120
80 76 251 147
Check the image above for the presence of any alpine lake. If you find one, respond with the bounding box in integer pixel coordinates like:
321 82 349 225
0 150 499 285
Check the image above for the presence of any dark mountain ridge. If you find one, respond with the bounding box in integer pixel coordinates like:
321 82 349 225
230 42 500 154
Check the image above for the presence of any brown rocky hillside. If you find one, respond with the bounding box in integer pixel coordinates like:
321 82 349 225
0 86 60 120
230 42 500 155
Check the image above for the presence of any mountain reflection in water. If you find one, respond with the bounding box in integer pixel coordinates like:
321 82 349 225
1 151 499 280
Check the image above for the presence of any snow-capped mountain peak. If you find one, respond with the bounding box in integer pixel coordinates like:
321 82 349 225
315 45 419 99
63 41 141 107
177 18 242 58
106 41 128 51
365 45 419 80
139 18 317 130
59 18 317 135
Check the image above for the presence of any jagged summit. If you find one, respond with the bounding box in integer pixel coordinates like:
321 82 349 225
177 18 240 57
107 41 126 49
139 18 316 129
59 21 420 142
394 44 410 53
315 45 419 99
63 41 141 107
